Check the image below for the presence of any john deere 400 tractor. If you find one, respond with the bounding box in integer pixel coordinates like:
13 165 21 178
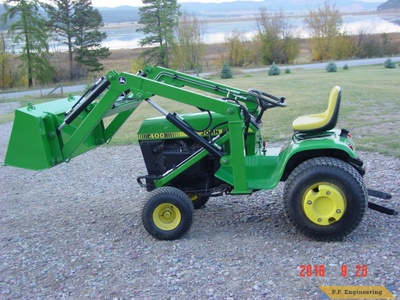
3 65 396 240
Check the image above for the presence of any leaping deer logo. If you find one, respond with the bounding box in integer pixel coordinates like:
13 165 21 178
118 77 127 85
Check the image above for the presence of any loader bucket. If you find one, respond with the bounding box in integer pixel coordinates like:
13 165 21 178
4 96 106 170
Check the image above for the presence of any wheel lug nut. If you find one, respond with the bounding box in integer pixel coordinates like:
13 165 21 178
307 200 312 205
318 218 322 222
326 191 331 195
336 209 341 214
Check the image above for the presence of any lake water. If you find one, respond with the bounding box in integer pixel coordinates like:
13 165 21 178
4 13 400 53
100 13 400 50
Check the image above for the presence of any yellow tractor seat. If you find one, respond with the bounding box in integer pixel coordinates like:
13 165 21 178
292 86 342 133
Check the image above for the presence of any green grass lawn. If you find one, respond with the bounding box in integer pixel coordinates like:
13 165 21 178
1 64 400 157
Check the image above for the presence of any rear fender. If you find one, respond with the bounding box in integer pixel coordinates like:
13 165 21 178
280 129 360 182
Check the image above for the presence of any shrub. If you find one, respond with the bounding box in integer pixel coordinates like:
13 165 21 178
131 57 146 73
268 63 281 76
325 61 337 72
343 64 349 70
220 63 233 79
384 58 396 69
285 68 291 74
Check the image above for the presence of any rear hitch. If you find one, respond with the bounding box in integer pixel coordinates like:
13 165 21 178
367 189 398 215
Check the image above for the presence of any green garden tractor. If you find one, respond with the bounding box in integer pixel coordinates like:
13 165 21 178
3 65 396 241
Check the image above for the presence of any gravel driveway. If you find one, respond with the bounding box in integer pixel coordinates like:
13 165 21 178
0 120 399 300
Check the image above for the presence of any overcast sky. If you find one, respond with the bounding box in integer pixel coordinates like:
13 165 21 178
91 0 386 8
0 0 388 8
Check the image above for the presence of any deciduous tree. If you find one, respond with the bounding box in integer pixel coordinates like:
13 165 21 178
224 30 247 67
256 8 299 65
356 31 400 58
222 30 262 68
304 1 343 61
172 12 205 71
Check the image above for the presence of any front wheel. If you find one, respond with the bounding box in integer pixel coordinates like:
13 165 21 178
142 187 194 240
283 157 367 241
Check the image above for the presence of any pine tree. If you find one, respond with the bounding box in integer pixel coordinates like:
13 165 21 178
73 1 110 77
220 63 232 79
45 0 110 80
137 0 181 67
0 32 12 88
2 0 54 87
268 63 281 76
325 61 337 72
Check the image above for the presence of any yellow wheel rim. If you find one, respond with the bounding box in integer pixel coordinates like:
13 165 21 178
302 182 346 226
152 203 182 231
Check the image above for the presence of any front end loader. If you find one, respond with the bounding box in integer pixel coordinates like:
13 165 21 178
3 65 397 241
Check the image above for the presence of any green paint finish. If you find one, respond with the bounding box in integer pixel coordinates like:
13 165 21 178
4 66 358 198
4 92 143 170
4 98 106 170
215 129 357 191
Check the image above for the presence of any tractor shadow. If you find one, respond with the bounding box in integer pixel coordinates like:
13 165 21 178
189 188 297 240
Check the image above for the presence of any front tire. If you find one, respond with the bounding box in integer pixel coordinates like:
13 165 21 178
283 157 367 241
142 187 194 240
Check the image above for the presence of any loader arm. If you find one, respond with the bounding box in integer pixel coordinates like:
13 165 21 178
4 67 258 193
142 65 259 113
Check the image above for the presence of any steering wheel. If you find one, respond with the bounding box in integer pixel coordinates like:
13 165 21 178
248 88 287 108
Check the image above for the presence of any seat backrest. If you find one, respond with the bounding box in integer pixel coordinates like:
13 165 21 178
292 86 342 133
322 86 342 131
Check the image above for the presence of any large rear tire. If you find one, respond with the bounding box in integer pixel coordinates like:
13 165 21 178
142 187 194 240
283 157 367 241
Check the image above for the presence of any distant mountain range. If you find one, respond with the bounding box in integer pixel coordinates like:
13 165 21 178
97 1 386 24
0 1 396 28
377 0 400 11
99 6 139 24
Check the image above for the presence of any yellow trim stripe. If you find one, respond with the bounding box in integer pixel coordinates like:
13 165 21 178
138 129 226 140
